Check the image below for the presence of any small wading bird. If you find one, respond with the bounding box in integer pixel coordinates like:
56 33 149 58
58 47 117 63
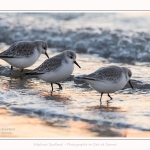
25 50 81 95
0 40 49 77
74 65 133 104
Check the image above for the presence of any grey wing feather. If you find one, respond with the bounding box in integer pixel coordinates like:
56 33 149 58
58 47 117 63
85 66 123 81
28 54 63 74
0 41 35 58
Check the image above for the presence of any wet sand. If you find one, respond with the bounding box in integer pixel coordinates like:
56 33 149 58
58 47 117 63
0 107 150 138
0 107 97 138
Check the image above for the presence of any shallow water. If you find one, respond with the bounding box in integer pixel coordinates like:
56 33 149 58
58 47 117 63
0 13 150 137
0 50 150 137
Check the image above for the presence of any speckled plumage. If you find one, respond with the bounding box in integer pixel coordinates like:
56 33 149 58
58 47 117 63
85 66 125 82
0 40 46 58
29 52 66 74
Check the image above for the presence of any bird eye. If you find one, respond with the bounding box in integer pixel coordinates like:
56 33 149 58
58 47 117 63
43 45 47 50
70 56 73 59
128 72 131 77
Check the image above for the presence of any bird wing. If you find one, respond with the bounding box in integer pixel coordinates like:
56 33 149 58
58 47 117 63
83 66 123 82
0 41 36 58
26 54 64 75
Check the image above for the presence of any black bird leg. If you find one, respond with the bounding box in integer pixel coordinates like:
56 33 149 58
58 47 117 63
10 66 13 76
50 83 62 95
100 93 103 104
108 93 113 100
50 83 54 96
55 83 63 90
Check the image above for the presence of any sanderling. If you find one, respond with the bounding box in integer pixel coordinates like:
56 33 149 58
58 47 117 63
0 40 49 76
74 65 133 104
25 50 81 94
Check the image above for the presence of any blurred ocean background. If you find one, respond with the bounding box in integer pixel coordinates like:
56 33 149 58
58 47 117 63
1 12 150 62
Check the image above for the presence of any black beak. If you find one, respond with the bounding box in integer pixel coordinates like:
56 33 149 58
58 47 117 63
128 80 133 89
74 61 81 68
45 52 49 58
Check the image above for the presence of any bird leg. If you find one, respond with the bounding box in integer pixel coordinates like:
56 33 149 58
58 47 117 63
100 93 103 104
50 83 54 96
108 94 113 100
10 66 13 77
55 83 63 90
50 83 62 95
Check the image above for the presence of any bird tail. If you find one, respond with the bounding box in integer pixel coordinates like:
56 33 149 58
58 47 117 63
74 74 96 81
0 55 13 58
74 74 88 80
25 72 44 76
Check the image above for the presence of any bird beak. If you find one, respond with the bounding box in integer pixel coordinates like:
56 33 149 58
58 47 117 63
74 61 81 68
45 52 49 58
128 80 133 89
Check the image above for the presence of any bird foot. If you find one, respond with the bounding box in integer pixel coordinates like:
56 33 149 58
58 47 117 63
56 88 63 91
107 99 113 103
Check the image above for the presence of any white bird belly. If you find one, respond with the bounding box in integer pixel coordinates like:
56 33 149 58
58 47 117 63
39 62 74 83
2 50 40 68
86 75 127 93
